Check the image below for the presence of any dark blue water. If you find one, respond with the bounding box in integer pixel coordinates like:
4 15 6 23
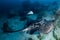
0 0 60 40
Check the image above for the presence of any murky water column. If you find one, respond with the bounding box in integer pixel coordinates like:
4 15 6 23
0 0 60 40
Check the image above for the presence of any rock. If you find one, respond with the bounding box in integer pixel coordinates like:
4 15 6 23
53 16 60 40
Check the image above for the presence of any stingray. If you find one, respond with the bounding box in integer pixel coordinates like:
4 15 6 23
21 19 54 34
2 18 54 34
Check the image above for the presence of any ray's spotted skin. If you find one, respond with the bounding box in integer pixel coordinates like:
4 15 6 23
22 19 54 34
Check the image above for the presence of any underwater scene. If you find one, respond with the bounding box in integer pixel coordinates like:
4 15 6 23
0 0 60 40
